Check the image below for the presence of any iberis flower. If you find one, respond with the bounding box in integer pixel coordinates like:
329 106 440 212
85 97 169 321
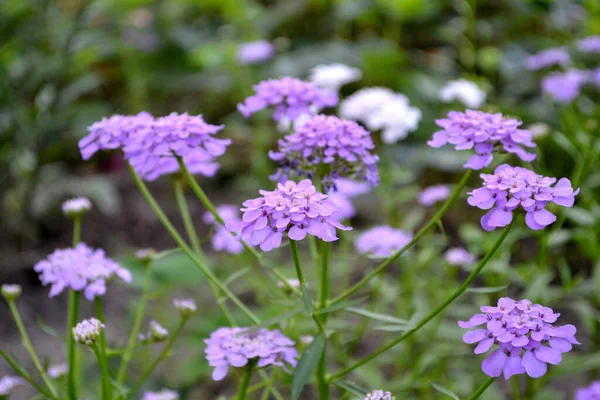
308 63 362 91
229 179 351 251
467 164 579 231
577 35 600 53
439 79 486 108
418 185 450 206
541 69 588 104
237 40 274 65
142 389 179 400
576 381 600 400
355 226 413 258
428 110 536 170
203 205 245 255
365 390 394 400
204 327 297 381
444 247 476 266
34 243 132 301
269 115 380 188
526 48 570 71
459 297 578 379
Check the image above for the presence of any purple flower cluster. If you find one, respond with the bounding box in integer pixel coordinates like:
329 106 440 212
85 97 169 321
468 164 579 231
355 226 413 258
203 205 244 255
328 178 370 221
237 77 338 121
0 376 24 396
204 327 297 381
541 69 589 104
418 185 450 206
445 247 476 266
34 243 132 301
269 115 380 188
526 48 570 71
577 35 600 53
459 297 578 379
576 381 600 400
229 180 351 251
428 110 536 170
237 40 274 65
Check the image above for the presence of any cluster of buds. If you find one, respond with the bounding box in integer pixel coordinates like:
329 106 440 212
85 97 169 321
73 318 105 347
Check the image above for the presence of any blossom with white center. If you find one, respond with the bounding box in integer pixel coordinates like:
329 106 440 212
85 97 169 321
439 79 486 108
308 63 362 91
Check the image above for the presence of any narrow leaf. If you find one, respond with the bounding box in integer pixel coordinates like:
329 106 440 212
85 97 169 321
291 334 325 400
344 307 408 324
223 267 251 286
301 285 314 316
332 378 369 397
36 315 59 338
314 298 368 315
373 324 414 332
431 383 460 400
467 285 508 294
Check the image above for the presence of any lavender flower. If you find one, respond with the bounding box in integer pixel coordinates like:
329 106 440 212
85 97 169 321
467 164 579 231
62 197 92 217
439 79 486 108
173 298 197 317
269 115 380 188
204 327 297 381
308 63 362 91
0 376 24 396
203 205 244 255
445 247 476 266
34 243 131 301
229 179 351 251
142 389 179 400
541 70 588 104
237 77 338 121
334 178 371 197
526 48 570 70
365 390 394 400
328 192 356 220
428 110 536 170
73 318 105 347
576 381 600 400
47 364 68 379
459 297 578 379
276 278 300 290
577 35 600 53
418 185 450 206
237 40 274 65
355 226 413 258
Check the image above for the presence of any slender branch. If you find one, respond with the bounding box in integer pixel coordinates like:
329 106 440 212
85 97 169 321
237 360 256 400
317 241 330 400
467 377 496 400
93 345 112 400
0 349 58 400
68 216 82 400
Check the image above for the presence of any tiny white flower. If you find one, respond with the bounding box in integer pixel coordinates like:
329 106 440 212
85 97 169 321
173 298 197 316
149 320 169 342
528 123 550 140
365 95 422 144
308 63 362 91
299 335 314 345
1 284 22 301
276 278 300 289
48 363 68 379
439 79 486 108
444 247 476 266
365 389 394 400
73 318 104 347
62 197 92 217
142 388 179 400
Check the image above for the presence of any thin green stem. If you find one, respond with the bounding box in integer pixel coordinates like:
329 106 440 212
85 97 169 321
327 220 514 381
467 377 495 400
330 169 473 305
66 291 80 400
0 349 58 399
317 241 330 400
93 346 113 400
237 360 256 400
319 241 329 310
72 217 81 247
94 298 111 399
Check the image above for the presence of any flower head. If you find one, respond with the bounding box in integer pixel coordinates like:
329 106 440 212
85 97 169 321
237 77 338 121
73 318 105 347
308 63 362 91
48 363 68 379
62 197 92 218
445 247 476 266
1 284 22 301
576 381 600 400
34 243 131 301
173 298 197 317
577 35 600 53
428 110 536 170
237 40 274 65
139 320 169 343
439 79 486 108
203 206 244 255
365 390 394 400
526 48 570 71
418 185 450 206
269 115 380 188
459 297 578 379
0 376 24 396
204 327 297 381
355 226 413 258
468 164 579 231
142 389 179 400
135 248 157 264
230 179 352 251
542 69 588 104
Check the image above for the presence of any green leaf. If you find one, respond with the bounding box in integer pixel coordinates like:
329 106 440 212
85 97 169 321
431 383 460 400
314 298 368 315
332 378 369 397
467 285 508 294
373 324 414 332
291 334 325 400
223 267 251 286
344 307 408 324
301 285 314 316
36 315 59 338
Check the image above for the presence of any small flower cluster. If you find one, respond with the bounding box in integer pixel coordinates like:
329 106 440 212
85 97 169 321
0 376 24 396
468 164 579 231
231 179 351 251
429 110 536 170
576 381 600 400
34 243 131 301
203 206 244 255
526 48 570 71
355 226 413 258
47 364 68 379
269 115 380 188
459 297 579 379
1 284 22 301
577 35 600 53
418 185 450 206
62 197 92 218
237 77 338 121
173 298 197 317
308 63 362 91
142 389 179 400
73 318 105 347
237 40 274 65
365 390 394 400
139 320 169 343
444 247 476 266
439 79 486 108
204 327 297 381
541 69 589 104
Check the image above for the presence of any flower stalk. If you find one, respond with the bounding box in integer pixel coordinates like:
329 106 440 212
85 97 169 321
467 377 496 400
237 360 256 400
67 215 82 400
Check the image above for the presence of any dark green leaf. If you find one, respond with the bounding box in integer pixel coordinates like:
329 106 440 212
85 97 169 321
291 334 325 400
431 383 460 400
314 298 368 315
344 307 408 324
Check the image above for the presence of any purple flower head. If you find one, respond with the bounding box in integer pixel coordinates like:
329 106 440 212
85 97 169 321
269 115 380 189
459 297 578 379
229 179 351 252
365 390 394 400
577 35 600 53
0 376 25 396
237 40 275 65
328 192 355 221
142 389 179 400
541 69 589 104
204 327 297 381
526 48 570 71
237 77 338 122
418 185 450 206
576 381 600 400
355 226 413 258
34 243 132 301
468 164 579 231
445 247 476 266
428 110 536 170
203 205 244 255
334 178 371 197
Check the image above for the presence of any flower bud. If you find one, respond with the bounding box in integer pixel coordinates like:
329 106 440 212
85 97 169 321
73 318 104 347
1 284 22 301
149 320 169 342
135 248 156 265
62 197 92 219
276 278 300 295
173 298 197 317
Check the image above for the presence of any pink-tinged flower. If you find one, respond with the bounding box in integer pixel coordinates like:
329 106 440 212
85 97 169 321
526 48 570 70
459 297 578 379
577 35 600 53
237 40 274 65
230 179 351 252
204 327 297 381
142 389 179 400
355 226 413 258
365 390 394 400
62 197 92 217
576 381 600 400
237 77 338 121
0 376 25 396
203 205 244 255
73 318 105 347
34 243 131 301
468 164 579 231
269 115 380 189
418 185 450 206
541 69 589 104
444 247 476 266
428 110 536 170
47 363 68 379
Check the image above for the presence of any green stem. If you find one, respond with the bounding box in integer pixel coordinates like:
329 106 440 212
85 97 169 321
66 291 80 400
327 220 514 381
467 377 495 400
317 241 330 400
94 298 111 399
0 349 58 399
72 217 81 247
329 169 473 306
93 345 113 400
237 360 256 400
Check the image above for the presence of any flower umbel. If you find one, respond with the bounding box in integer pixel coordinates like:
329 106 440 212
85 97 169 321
203 205 244 255
308 63 362 91
173 298 197 317
365 389 394 400
576 381 600 400
142 389 179 400
355 226 413 258
73 318 105 347
1 284 22 301
439 79 486 108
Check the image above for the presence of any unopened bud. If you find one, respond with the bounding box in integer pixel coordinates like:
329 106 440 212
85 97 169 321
1 284 22 301
173 298 197 317
62 197 92 219
73 318 104 347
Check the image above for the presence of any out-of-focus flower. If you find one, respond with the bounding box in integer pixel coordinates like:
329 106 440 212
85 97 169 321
0 376 25 396
526 48 570 70
135 248 156 264
459 297 578 379
418 185 450 206
62 197 92 218
73 318 105 347
541 69 588 104
576 381 600 400
528 123 550 140
237 77 338 121
308 63 362 91
594 68 600 90
577 36 600 53
276 278 300 289
439 79 486 108
365 390 394 400
229 179 351 251
299 335 314 345
468 164 579 231
203 206 244 255
1 284 22 301
48 364 68 379
355 226 413 258
269 115 379 188
340 87 397 121
140 320 169 343
444 247 476 266
142 389 179 400
333 178 371 197
328 179 370 221
428 110 536 170
328 192 356 220
237 40 274 65
173 298 197 317
204 327 297 381
34 243 131 301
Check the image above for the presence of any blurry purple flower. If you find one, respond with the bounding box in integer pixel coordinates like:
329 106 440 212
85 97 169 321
577 35 600 53
142 389 179 400
418 185 450 206
237 40 274 65
459 297 578 379
593 68 600 90
0 376 25 396
576 381 600 400
468 164 579 231
365 390 394 400
355 226 413 258
269 115 380 188
34 243 132 301
541 70 588 103
444 247 475 266
47 364 68 379
204 327 297 381
334 178 371 197
526 48 570 70
203 205 244 254
237 77 338 121
328 192 355 221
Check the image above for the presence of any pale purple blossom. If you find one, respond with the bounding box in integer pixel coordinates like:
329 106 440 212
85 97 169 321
418 185 450 206
333 178 371 197
48 364 68 379
173 298 197 316
526 48 570 70
445 247 476 266
73 318 105 347
203 205 244 254
459 297 578 379
0 376 24 396
142 389 179 400
62 197 92 217
365 390 394 400
237 40 274 65
541 69 589 103
576 381 600 400
328 192 356 220
355 226 413 258
577 36 600 53
204 327 297 381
